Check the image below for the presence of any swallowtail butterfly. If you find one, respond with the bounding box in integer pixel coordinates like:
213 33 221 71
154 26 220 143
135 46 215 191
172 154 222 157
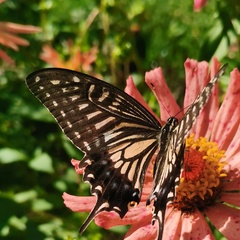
26 64 227 240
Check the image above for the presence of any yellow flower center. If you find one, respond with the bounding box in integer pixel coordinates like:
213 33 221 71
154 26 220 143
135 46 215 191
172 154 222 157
173 134 227 212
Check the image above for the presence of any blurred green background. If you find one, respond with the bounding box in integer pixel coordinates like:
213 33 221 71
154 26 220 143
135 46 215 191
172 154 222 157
0 0 239 239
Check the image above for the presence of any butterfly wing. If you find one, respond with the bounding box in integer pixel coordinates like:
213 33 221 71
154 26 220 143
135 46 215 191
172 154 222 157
26 68 161 232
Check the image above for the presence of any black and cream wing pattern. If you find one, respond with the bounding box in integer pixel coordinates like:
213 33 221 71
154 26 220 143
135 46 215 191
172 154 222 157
26 65 227 240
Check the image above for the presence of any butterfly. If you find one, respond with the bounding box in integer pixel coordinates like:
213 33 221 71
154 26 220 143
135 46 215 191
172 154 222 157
26 64 227 240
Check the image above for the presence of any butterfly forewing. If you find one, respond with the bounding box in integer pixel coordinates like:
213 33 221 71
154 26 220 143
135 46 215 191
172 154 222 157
26 64 227 240
174 65 227 149
27 69 160 150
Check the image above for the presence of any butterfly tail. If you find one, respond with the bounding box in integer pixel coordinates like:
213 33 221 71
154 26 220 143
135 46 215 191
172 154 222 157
79 202 100 234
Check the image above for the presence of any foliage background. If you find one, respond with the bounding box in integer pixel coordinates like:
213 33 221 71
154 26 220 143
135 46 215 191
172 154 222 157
0 0 239 239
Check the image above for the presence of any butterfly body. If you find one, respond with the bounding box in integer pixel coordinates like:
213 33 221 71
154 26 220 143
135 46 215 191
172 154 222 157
26 65 226 240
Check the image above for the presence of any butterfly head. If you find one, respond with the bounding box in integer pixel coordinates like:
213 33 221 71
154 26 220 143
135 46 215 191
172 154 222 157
166 117 178 128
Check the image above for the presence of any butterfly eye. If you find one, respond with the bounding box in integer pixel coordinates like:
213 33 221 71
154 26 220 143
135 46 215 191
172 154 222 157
128 201 138 209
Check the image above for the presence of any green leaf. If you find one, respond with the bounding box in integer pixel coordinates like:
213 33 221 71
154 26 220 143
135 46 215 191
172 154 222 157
32 198 53 211
0 148 26 164
9 216 27 231
14 190 37 203
29 153 54 173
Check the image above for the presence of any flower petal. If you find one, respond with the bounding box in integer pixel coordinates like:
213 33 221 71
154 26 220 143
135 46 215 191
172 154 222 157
124 214 157 240
0 32 29 47
223 165 240 189
40 45 65 68
62 192 96 212
205 202 240 240
0 48 14 64
145 67 181 122
71 158 84 174
223 178 240 191
225 127 240 160
180 210 215 240
0 22 41 33
226 151 240 173
211 68 240 151
220 192 240 207
94 211 122 229
163 209 182 239
184 59 208 112
95 204 151 228
125 76 160 122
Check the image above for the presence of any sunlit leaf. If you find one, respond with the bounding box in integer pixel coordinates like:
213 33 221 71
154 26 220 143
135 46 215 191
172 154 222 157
28 153 54 173
0 148 26 164
32 198 53 211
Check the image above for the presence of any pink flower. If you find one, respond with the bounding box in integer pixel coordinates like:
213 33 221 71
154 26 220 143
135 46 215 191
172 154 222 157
63 58 240 239
194 0 208 11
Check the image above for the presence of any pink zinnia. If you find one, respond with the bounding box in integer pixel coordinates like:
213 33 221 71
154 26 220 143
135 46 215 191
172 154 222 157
63 58 240 240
